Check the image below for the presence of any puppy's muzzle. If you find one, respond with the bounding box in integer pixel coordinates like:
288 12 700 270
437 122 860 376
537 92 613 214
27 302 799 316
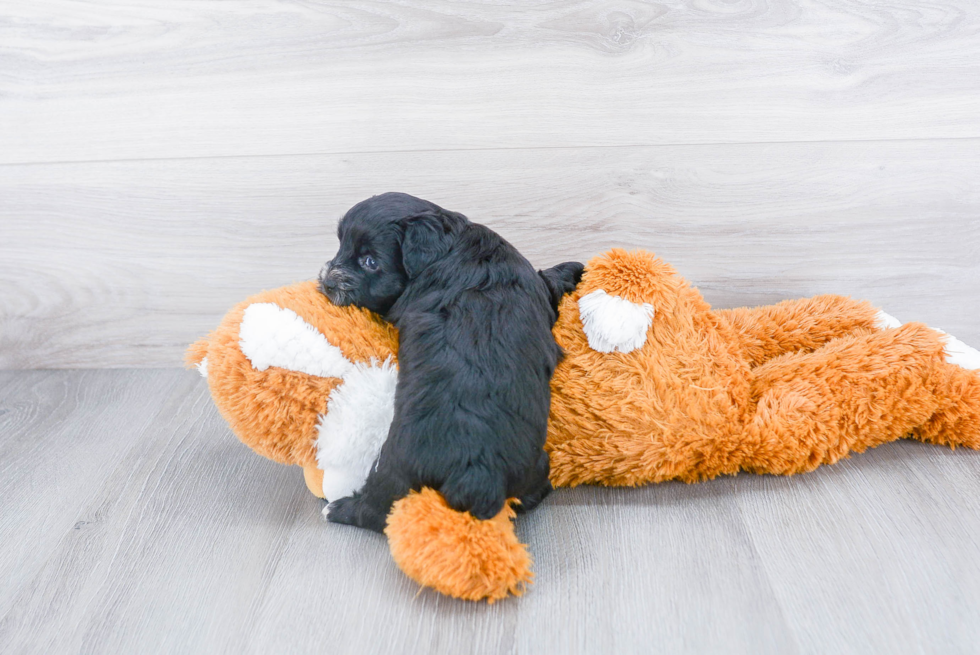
319 264 354 305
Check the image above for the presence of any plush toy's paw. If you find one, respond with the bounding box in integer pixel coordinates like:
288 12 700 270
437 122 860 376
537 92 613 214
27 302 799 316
875 311 980 370
385 488 533 603
303 465 326 499
578 289 655 354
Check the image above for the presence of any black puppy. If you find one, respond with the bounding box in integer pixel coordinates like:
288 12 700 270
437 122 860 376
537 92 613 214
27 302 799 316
319 192 582 533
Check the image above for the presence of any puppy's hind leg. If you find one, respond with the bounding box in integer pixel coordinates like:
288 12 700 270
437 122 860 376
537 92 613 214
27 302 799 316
440 465 508 521
514 450 552 514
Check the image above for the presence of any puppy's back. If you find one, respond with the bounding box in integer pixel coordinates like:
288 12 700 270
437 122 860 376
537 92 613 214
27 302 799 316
388 222 559 518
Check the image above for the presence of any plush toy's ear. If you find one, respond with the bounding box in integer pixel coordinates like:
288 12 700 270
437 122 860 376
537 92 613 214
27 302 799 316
580 249 682 308
398 211 460 279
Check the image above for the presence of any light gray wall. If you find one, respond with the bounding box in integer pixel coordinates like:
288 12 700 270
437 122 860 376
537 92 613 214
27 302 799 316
2 0 978 368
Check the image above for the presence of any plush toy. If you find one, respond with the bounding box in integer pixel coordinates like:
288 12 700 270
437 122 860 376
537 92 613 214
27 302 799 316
187 249 980 602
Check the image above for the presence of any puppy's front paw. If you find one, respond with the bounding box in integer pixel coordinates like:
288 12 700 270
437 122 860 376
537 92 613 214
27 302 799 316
324 495 359 525
551 261 585 294
540 261 585 314
325 494 388 532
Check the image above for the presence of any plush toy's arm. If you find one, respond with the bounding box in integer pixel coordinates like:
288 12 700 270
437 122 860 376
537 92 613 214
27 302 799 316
714 295 880 368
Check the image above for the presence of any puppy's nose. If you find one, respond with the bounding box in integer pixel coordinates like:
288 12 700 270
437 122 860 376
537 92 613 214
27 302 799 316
319 266 337 290
319 264 349 297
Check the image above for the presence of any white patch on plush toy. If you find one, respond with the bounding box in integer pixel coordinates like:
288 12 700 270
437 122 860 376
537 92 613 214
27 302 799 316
875 310 979 370
934 329 980 371
239 303 352 379
196 357 209 378
578 289 655 354
875 311 902 330
316 357 398 503
237 303 401 504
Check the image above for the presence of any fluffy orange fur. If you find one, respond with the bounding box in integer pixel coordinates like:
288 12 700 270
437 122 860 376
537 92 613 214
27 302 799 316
546 250 980 486
386 489 532 602
189 252 980 603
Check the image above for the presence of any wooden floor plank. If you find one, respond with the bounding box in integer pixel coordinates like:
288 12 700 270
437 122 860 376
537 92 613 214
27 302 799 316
1 0 979 164
244 482 797 654
734 440 980 654
0 369 184 618
0 370 311 653
509 484 798 654
4 371 980 653
2 139 977 368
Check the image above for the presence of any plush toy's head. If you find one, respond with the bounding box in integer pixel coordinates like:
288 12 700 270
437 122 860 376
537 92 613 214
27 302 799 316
186 281 400 500
187 280 533 602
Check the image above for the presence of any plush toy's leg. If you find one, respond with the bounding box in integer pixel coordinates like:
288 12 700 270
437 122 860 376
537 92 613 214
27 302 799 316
385 489 533 603
715 295 880 368
854 316 980 449
303 465 325 499
912 362 980 449
744 322 953 475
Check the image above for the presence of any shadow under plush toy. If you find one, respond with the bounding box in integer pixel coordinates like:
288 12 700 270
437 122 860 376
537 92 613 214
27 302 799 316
187 249 980 602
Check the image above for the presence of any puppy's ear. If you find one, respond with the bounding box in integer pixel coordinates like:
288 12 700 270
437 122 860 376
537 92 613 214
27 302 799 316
398 211 455 279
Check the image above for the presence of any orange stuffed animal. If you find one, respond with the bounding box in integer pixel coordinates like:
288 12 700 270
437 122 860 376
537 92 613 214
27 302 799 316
188 250 980 602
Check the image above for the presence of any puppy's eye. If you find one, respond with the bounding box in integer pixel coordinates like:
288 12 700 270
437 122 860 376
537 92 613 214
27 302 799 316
359 255 379 271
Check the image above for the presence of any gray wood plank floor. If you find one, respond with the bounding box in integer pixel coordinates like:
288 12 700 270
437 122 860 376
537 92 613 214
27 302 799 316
2 369 980 654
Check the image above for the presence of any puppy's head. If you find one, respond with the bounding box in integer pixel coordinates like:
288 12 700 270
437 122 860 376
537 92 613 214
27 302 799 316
319 192 466 315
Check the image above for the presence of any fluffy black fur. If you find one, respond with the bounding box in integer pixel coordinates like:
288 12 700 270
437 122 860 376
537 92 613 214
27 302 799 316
319 192 583 532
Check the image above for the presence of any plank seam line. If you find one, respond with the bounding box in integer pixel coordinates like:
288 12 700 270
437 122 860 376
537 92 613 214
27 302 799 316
2 135 980 168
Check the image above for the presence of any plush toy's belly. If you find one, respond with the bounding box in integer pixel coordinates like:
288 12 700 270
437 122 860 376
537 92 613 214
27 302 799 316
546 346 751 487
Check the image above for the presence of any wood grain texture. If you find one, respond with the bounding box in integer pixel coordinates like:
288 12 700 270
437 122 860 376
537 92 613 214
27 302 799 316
2 140 978 368
734 446 980 654
2 369 980 653
1 0 980 164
